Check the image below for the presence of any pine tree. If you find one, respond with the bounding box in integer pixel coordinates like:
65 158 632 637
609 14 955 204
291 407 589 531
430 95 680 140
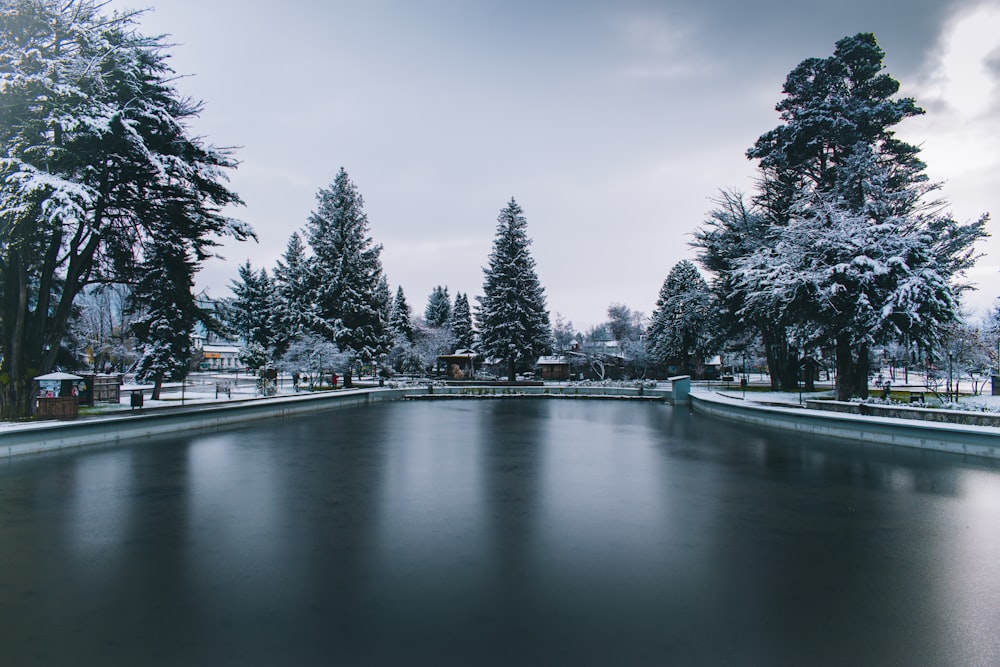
272 232 311 357
425 286 452 327
127 223 206 400
389 286 416 344
476 198 552 381
305 168 388 387
451 292 475 350
646 261 716 374
227 261 275 349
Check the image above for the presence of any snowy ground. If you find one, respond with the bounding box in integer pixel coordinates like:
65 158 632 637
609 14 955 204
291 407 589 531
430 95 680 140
7 373 1000 431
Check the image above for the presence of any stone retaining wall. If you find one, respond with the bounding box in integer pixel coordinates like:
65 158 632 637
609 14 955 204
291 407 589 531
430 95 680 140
805 400 1000 428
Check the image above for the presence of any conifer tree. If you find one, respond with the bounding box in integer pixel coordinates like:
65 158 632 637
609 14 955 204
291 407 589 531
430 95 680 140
305 168 388 387
425 286 452 327
127 222 205 400
646 261 716 374
451 292 475 350
739 33 987 399
272 232 311 357
476 198 552 381
227 261 275 349
389 286 416 344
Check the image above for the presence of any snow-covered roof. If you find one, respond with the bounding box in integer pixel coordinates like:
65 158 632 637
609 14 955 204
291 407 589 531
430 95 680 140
34 371 83 381
537 356 568 365
202 345 241 354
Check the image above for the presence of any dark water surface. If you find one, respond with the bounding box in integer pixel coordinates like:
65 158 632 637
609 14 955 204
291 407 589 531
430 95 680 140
1 399 999 665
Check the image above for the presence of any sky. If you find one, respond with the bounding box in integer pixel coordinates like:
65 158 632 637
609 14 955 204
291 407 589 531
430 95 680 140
106 0 1000 331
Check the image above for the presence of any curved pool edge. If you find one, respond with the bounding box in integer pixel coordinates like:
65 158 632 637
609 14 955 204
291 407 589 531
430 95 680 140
690 389 1000 459
0 385 672 459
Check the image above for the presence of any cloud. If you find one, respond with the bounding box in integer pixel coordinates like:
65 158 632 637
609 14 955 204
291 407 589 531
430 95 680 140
897 1 1000 314
613 13 714 80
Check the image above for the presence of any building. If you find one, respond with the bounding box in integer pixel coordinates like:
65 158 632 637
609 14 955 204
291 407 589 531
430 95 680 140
201 344 242 371
536 355 571 381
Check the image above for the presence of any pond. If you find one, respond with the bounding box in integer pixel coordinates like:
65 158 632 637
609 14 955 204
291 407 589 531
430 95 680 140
1 399 998 665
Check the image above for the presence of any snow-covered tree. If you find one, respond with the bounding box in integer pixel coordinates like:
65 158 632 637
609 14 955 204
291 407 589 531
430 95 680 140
476 198 552 381
68 284 137 373
732 190 985 400
389 286 415 344
451 292 475 350
552 313 577 352
272 232 312 357
646 261 716 374
227 261 275 352
698 33 987 399
0 1 250 417
424 286 452 328
693 190 802 390
127 225 207 400
305 168 388 387
606 303 644 343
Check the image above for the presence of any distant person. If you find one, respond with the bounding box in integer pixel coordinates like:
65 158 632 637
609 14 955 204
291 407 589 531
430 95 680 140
332 373 339 388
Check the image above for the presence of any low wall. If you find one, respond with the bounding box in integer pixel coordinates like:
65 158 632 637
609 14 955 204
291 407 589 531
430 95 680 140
805 399 1000 428
0 385 672 459
692 390 1000 459
404 385 670 400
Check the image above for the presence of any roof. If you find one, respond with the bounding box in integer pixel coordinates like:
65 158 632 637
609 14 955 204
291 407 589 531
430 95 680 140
537 356 568 365
34 371 84 381
202 345 241 353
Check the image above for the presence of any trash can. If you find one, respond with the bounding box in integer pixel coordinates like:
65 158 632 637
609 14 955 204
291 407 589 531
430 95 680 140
130 390 144 409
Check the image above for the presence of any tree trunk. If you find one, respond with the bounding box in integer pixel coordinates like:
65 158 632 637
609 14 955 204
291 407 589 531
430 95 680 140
344 367 353 389
762 328 798 391
151 376 163 401
835 335 870 401
507 358 516 382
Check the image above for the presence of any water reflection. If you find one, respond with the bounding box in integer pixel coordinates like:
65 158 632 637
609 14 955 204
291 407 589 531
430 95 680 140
0 399 998 665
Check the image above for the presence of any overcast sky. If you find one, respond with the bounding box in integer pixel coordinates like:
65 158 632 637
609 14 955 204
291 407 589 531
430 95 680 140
107 0 1000 330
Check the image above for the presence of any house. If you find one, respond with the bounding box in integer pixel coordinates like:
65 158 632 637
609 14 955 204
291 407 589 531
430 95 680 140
437 349 477 379
201 344 242 371
536 355 570 381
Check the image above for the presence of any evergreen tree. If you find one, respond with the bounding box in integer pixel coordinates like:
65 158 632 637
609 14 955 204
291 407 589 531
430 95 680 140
742 33 987 399
693 190 801 390
646 260 716 375
389 286 415 344
227 261 275 349
451 292 475 350
272 232 311 357
126 222 206 400
476 198 552 381
552 313 577 352
305 168 388 387
0 1 250 417
425 286 452 327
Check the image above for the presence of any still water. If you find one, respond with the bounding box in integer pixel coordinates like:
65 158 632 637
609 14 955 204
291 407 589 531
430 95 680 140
1 399 999 665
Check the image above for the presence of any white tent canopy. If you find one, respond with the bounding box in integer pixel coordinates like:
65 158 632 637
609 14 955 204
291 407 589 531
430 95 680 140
34 372 83 381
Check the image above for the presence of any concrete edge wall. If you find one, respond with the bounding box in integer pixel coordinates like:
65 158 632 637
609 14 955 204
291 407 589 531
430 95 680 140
0 385 671 459
691 390 1000 459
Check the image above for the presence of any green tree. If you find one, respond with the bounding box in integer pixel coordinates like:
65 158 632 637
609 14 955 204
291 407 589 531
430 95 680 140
305 168 388 387
425 286 452 327
476 198 552 381
389 286 415 344
647 261 716 375
272 232 311 357
451 292 475 350
0 1 249 417
743 33 986 399
227 261 275 349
